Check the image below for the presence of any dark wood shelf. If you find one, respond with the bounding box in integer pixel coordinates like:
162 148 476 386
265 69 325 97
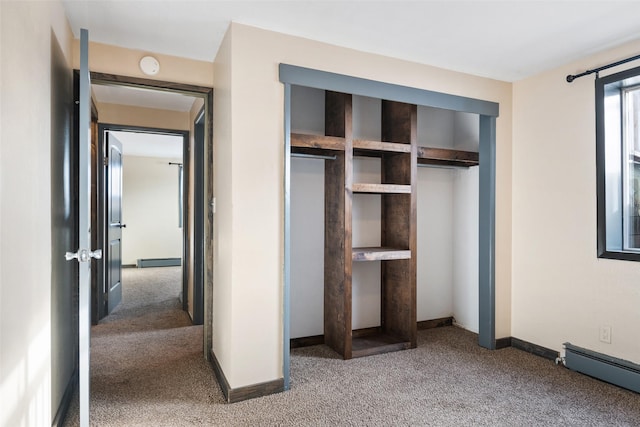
352 333 412 358
352 183 411 194
352 247 411 261
417 146 479 167
291 132 478 169
291 133 345 151
353 139 411 153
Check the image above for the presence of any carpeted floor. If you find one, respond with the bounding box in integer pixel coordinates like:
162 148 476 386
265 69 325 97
64 267 640 426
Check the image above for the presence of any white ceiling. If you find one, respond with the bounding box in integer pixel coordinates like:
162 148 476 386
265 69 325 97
110 131 184 159
92 84 197 112
63 1 640 82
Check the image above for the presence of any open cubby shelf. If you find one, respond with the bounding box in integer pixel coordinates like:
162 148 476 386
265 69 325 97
417 146 479 167
352 247 411 261
351 333 412 359
352 183 411 194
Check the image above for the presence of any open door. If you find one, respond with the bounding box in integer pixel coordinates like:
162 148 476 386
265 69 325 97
66 29 97 427
105 132 123 313
192 108 205 324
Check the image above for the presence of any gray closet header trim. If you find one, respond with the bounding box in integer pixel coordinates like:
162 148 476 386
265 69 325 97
279 64 499 117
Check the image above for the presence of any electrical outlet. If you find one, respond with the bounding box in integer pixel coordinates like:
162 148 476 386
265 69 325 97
600 325 612 344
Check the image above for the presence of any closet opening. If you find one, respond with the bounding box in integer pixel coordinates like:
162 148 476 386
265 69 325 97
281 64 498 390
289 86 480 348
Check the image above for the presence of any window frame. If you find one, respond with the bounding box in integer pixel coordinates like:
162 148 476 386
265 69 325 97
596 65 640 261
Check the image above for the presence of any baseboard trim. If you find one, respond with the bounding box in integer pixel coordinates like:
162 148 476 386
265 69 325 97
512 337 559 361
136 257 181 268
290 334 324 349
417 316 453 330
495 336 512 349
227 378 285 403
52 367 77 427
291 317 454 349
210 349 232 401
210 349 284 403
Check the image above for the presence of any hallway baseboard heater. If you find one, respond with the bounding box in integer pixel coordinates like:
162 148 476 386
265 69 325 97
136 258 181 268
564 343 640 393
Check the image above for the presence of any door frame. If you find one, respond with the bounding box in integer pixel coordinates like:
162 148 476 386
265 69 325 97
95 123 191 320
85 72 213 356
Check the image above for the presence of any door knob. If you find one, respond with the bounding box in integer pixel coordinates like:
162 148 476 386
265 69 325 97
120 224 127 228
65 248 103 263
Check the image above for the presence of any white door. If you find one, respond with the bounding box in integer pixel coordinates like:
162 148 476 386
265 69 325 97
66 28 98 427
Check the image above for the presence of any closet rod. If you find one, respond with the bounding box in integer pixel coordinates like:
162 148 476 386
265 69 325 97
291 153 337 161
566 53 640 82
418 163 475 170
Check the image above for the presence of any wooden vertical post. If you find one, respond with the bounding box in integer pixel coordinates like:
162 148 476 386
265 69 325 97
380 100 417 348
324 91 353 359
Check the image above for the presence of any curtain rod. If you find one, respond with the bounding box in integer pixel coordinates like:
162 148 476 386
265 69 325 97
566 53 640 82
168 162 182 166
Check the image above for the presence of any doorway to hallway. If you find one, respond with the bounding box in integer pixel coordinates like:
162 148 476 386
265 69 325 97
87 72 213 348
96 124 192 322
66 70 214 425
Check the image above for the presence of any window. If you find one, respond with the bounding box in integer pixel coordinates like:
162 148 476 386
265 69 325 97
597 66 640 260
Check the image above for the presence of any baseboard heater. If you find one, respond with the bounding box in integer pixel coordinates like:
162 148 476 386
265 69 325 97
136 258 181 268
564 343 640 393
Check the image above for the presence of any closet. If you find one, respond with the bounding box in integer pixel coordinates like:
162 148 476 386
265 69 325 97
290 85 479 360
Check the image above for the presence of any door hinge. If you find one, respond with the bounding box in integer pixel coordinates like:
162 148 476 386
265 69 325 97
103 157 108 166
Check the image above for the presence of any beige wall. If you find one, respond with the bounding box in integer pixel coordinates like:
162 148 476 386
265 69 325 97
74 40 214 87
213 23 513 388
97 102 190 130
121 154 183 265
0 1 73 425
512 39 640 363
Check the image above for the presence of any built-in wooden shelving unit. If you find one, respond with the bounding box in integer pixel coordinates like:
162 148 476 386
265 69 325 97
290 90 478 360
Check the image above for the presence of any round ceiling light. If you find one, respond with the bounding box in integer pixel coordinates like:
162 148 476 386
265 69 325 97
139 56 160 76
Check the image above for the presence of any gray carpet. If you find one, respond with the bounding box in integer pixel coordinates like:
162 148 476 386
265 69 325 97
64 267 640 426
